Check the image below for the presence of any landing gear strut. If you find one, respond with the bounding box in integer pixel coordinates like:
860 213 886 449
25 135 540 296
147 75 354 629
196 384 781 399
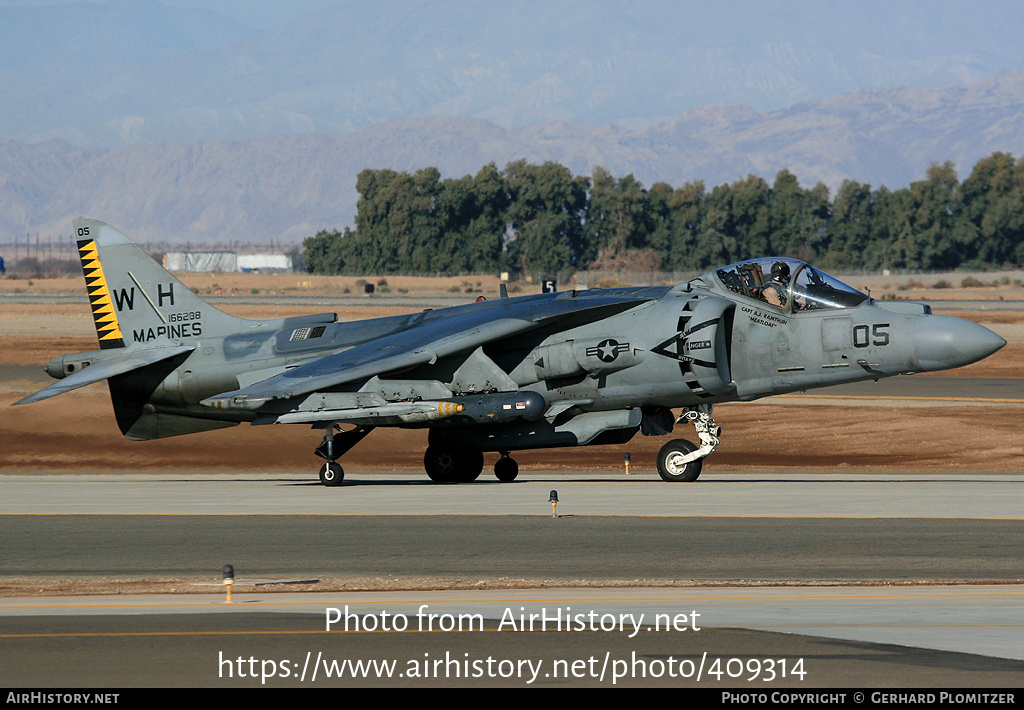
314 424 374 487
655 405 720 482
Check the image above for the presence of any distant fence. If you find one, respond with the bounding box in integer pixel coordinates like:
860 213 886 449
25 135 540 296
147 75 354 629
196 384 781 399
0 235 79 271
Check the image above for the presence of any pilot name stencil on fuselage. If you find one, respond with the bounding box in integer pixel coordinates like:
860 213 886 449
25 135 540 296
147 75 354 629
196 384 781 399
741 306 788 328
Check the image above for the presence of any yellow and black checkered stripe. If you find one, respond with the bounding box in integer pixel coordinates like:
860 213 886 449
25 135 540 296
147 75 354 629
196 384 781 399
78 239 125 349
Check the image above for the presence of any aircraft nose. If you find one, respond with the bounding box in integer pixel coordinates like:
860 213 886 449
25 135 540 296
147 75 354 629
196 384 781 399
913 315 1006 372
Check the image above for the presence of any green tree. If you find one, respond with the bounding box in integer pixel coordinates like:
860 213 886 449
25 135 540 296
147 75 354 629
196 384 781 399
644 181 675 266
728 174 774 259
505 160 589 278
304 152 1024 277
303 227 351 274
768 169 830 261
694 182 740 268
584 167 651 265
959 152 1024 266
658 180 707 270
819 180 875 270
887 161 963 270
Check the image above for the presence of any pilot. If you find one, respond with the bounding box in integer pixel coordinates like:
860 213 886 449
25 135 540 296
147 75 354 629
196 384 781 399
761 262 790 308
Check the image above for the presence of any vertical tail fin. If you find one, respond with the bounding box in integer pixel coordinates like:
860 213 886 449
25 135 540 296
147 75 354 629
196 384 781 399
73 218 250 349
77 234 126 349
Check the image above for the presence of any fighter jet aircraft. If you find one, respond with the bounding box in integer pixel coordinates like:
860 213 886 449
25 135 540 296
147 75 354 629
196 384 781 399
15 219 1006 485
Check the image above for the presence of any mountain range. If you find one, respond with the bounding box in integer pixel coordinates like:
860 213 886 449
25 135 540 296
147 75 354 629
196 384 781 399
2 0 1024 244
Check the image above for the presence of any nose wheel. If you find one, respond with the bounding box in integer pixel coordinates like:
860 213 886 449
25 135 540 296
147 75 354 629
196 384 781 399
656 439 702 482
656 405 720 482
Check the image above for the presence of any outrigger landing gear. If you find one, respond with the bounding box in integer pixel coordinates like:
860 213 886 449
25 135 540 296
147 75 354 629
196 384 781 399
656 405 720 482
318 461 343 487
314 424 374 487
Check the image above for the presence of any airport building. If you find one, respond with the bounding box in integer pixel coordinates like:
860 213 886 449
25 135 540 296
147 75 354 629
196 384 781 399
163 252 293 273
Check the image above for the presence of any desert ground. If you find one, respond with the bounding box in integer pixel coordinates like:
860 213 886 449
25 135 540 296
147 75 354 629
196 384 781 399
2 271 1023 475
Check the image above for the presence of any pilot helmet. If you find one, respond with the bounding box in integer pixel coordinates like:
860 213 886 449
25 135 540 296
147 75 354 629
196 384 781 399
771 261 790 282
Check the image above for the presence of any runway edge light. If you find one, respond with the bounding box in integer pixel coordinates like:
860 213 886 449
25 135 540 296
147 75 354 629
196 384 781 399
223 564 234 604
549 489 558 518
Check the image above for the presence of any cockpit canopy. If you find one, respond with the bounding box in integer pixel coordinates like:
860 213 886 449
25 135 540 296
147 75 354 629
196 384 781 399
713 258 869 312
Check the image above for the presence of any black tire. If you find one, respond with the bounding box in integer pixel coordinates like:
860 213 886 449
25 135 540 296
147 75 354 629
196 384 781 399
424 446 483 483
455 449 484 482
494 456 519 482
424 446 455 482
656 439 702 482
318 461 344 486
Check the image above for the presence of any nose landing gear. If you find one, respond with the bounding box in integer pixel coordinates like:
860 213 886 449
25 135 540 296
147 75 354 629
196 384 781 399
655 405 720 482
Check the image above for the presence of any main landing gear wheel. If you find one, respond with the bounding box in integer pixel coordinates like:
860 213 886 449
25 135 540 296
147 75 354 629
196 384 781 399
656 439 702 482
494 455 519 482
318 461 344 487
424 446 484 483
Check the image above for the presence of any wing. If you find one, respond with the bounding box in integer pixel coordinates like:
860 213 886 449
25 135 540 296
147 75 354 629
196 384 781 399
201 290 657 411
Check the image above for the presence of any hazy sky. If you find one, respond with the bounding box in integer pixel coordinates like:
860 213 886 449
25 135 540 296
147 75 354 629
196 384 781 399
4 1 1024 147
5 0 349 28
3 0 1023 241
156 0 349 28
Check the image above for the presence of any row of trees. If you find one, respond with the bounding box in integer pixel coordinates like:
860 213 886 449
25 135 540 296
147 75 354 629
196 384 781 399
303 152 1024 277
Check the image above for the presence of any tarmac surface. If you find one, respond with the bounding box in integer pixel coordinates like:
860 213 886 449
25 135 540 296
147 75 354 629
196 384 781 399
3 586 1023 688
2 471 1023 687
3 289 1023 687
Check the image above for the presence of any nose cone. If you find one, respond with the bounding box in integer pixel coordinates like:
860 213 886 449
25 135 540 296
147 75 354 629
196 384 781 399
913 315 1006 372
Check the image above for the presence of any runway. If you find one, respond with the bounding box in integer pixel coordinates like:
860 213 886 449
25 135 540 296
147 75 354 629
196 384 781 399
1 472 1022 687
2 471 1024 518
3 586 1023 687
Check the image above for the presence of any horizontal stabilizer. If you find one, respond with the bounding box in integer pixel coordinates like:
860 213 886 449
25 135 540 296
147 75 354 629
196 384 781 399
13 345 195 405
